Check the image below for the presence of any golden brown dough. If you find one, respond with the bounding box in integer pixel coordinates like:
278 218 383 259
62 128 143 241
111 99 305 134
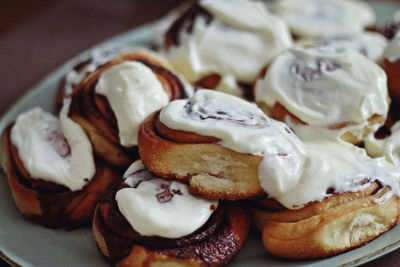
259 186 400 259
138 111 264 200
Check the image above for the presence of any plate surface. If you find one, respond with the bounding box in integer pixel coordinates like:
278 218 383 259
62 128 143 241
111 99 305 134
1 1 400 266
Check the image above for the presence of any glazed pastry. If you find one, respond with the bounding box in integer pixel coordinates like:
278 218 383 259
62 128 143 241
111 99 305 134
295 32 388 64
254 46 389 145
139 89 306 200
69 49 192 168
251 127 400 259
164 0 291 98
0 102 119 228
93 160 250 266
272 0 376 38
55 46 137 111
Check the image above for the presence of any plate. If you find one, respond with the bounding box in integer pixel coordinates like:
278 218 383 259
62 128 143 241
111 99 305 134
1 1 400 266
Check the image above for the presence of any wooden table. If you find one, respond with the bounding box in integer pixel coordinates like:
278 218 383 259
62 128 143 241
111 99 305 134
0 0 399 266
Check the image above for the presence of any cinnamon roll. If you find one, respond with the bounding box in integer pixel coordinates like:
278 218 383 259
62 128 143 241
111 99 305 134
92 160 250 266
254 46 389 145
272 0 376 38
69 50 192 168
139 89 306 200
164 0 291 99
251 133 400 259
0 102 119 228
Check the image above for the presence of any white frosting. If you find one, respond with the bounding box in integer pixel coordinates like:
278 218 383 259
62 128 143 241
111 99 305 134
10 103 95 191
273 0 376 38
95 61 169 147
384 32 400 63
365 122 400 166
295 32 388 63
166 0 292 83
255 46 388 128
115 160 218 238
64 47 136 96
160 90 400 209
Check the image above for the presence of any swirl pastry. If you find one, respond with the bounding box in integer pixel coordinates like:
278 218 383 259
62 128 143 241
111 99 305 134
272 0 376 38
250 133 400 259
254 46 389 145
164 0 291 98
92 160 250 266
0 102 119 228
69 50 191 168
139 89 306 200
295 32 388 64
55 46 136 111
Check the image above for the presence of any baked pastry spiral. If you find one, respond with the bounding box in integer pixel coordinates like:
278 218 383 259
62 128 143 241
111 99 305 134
254 46 389 145
164 0 291 98
138 89 306 200
69 49 191 168
0 103 119 228
272 0 376 38
259 185 400 259
92 160 250 266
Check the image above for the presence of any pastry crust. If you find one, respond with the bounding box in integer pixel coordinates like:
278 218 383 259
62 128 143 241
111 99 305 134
92 181 251 266
69 50 188 168
1 123 120 228
259 186 400 259
138 111 264 200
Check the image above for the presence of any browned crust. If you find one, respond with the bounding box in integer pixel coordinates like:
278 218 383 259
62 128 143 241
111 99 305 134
261 187 400 259
69 50 188 168
138 111 264 200
1 123 120 228
93 195 251 266
252 181 380 231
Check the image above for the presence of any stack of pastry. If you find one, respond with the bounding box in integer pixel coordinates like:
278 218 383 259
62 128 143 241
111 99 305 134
3 0 400 265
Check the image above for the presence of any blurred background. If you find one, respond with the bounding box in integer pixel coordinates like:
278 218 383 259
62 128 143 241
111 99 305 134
0 0 400 266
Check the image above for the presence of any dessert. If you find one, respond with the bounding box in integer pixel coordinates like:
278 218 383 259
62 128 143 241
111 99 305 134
254 46 389 145
164 0 291 98
69 49 192 168
93 160 250 266
272 0 376 38
139 89 305 200
0 101 119 228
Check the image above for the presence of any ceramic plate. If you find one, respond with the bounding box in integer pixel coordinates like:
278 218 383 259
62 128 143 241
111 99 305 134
1 1 400 266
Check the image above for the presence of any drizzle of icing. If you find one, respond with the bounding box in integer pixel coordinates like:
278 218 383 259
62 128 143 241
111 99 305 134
255 46 388 130
10 101 95 191
95 61 169 147
116 160 218 238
